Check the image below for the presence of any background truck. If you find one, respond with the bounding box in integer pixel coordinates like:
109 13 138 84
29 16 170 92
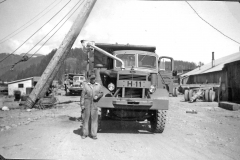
82 40 177 133
64 73 86 95
180 77 221 103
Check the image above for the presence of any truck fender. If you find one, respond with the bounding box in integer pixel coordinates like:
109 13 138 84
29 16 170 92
151 88 169 100
100 86 112 97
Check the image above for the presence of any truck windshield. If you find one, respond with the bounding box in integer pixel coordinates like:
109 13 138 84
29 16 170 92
138 54 156 68
116 54 135 67
73 77 79 81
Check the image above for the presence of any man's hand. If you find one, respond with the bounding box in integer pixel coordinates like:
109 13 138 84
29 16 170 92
94 95 98 100
81 105 85 110
81 106 85 114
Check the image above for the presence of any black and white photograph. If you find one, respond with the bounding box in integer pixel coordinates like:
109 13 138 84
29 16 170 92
0 0 240 159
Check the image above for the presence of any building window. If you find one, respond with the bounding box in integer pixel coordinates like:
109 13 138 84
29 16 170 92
18 83 24 88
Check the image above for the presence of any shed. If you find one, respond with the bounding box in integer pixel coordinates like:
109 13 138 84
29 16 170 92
7 77 40 96
181 51 240 102
224 60 240 103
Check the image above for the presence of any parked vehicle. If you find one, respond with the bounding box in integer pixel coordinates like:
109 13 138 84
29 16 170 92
81 40 177 133
64 73 86 95
180 78 221 103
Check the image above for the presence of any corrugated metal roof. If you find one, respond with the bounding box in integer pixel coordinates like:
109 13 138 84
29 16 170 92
182 51 240 77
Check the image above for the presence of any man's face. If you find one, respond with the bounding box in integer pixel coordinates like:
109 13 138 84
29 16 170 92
90 78 96 84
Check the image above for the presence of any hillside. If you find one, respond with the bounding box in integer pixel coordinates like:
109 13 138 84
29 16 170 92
19 53 44 57
0 48 87 82
0 53 44 79
0 48 196 83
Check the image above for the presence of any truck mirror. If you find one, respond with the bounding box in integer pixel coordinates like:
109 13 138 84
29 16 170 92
81 40 95 53
159 56 174 72
172 70 177 76
159 58 172 71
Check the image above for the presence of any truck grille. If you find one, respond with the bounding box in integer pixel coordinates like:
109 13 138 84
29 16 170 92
119 74 146 81
118 88 143 98
125 88 142 98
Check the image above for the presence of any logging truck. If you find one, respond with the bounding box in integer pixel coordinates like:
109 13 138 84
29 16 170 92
81 40 177 133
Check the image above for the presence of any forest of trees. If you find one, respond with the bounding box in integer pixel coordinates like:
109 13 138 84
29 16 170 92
0 48 197 83
55 48 88 83
0 53 44 80
0 48 87 82
16 49 57 80
174 60 198 71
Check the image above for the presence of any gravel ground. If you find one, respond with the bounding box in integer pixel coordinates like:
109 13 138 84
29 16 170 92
0 91 240 160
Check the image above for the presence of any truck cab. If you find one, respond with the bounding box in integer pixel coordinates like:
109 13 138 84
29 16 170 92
65 74 86 95
73 75 85 86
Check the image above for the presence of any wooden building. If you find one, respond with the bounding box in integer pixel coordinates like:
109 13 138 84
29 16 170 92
224 60 240 103
181 52 240 102
7 77 40 96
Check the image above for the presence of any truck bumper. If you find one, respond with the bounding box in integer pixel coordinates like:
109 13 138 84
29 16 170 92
98 97 168 110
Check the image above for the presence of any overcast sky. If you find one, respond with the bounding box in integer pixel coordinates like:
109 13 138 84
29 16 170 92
0 0 240 64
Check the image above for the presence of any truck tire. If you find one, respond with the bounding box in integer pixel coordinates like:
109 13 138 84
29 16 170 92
184 90 189 101
209 90 215 102
173 88 177 97
98 109 102 132
66 91 70 96
151 110 166 133
212 91 216 102
188 89 193 101
101 108 108 120
205 89 209 102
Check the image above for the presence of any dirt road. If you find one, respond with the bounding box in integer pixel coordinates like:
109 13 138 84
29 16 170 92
0 93 240 160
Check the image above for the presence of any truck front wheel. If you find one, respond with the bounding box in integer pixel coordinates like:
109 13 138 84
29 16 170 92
151 110 167 133
98 108 102 132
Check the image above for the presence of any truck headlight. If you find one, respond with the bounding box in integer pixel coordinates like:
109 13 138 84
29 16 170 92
149 85 156 93
108 83 115 91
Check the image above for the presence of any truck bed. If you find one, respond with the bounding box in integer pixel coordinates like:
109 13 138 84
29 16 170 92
95 43 156 53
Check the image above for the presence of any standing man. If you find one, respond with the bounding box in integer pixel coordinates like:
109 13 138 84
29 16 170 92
80 73 103 139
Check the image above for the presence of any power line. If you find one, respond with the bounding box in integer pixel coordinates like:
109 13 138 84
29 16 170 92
25 0 83 56
0 0 61 44
0 0 72 64
28 0 85 59
0 0 60 43
0 0 6 4
17 1 83 62
12 0 85 69
185 1 240 45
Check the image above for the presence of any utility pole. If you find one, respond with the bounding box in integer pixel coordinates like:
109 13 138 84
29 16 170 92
24 0 97 108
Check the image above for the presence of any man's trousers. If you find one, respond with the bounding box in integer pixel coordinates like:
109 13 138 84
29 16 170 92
82 106 98 137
